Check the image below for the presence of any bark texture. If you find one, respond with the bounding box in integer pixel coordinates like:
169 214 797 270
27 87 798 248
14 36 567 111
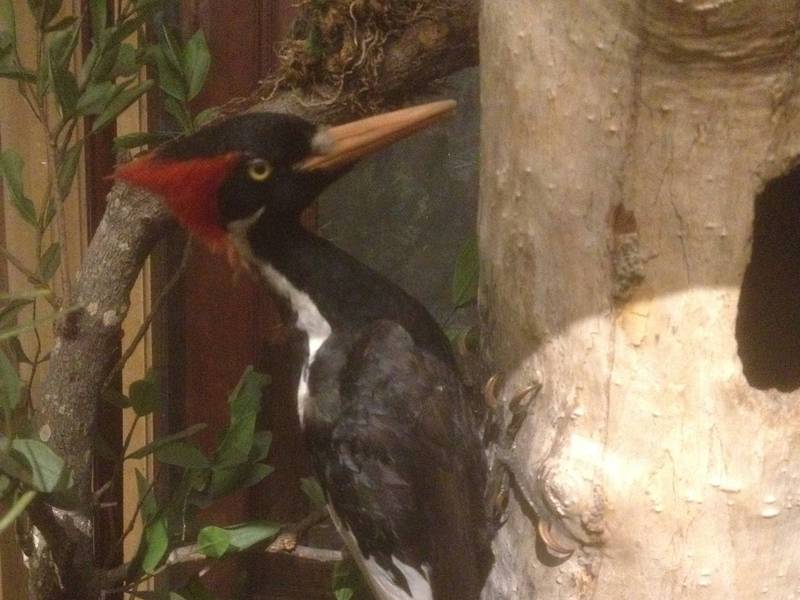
480 1 800 599
28 1 478 597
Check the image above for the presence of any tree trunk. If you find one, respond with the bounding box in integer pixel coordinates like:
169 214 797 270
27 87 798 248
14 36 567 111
480 1 800 598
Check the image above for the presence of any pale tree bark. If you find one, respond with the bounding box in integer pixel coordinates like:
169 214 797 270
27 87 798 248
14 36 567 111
480 1 800 599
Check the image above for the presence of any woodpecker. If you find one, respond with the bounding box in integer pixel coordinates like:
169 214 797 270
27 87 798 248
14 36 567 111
115 101 493 600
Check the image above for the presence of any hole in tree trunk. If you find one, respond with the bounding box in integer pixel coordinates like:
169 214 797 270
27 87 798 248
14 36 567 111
736 165 800 392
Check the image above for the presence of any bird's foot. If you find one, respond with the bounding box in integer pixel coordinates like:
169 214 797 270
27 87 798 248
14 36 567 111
483 375 541 447
483 376 541 525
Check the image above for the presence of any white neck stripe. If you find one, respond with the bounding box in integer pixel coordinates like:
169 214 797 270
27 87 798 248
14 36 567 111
258 264 331 426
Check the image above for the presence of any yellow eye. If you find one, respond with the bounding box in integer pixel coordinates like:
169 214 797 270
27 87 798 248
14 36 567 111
247 159 272 182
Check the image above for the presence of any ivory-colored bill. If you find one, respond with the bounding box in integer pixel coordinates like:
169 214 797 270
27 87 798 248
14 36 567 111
298 99 457 172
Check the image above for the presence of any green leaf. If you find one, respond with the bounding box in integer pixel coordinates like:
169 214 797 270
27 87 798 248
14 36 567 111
0 451 32 485
0 319 45 343
42 14 76 32
205 465 238 499
155 442 209 469
0 349 22 412
0 30 12 54
92 79 154 132
159 24 183 71
132 0 164 13
153 45 186 101
4 337 31 365
451 236 480 308
332 558 372 600
196 525 230 558
163 97 193 132
193 107 219 128
0 0 16 47
0 299 32 328
0 65 36 81
182 30 209 101
335 586 354 600
0 290 48 304
33 0 63 28
35 55 50 97
300 477 326 509
205 442 273 500
129 371 161 417
88 0 107 37
0 473 11 499
113 131 172 151
238 462 274 488
136 470 168 573
49 60 79 115
142 514 168 573
57 142 83 196
110 43 139 78
76 82 115 115
196 520 279 559
126 423 206 460
226 520 279 551
47 24 81 115
25 0 42 21
87 42 119 83
111 12 150 45
0 150 37 227
213 367 268 468
39 243 61 281
250 430 272 463
11 438 71 493
78 43 99 85
47 22 80 69
102 388 131 409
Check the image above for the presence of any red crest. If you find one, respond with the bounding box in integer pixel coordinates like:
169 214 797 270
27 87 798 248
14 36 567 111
114 152 242 251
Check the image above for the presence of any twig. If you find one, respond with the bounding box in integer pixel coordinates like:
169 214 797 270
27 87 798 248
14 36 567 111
103 237 192 390
27 297 44 416
102 509 340 588
0 245 44 286
102 474 152 571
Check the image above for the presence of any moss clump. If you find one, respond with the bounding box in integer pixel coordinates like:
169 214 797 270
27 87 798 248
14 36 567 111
271 0 425 111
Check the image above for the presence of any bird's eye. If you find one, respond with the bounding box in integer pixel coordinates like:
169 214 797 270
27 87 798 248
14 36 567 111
247 159 272 182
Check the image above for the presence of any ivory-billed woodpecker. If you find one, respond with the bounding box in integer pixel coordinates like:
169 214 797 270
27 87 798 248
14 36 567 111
115 101 492 600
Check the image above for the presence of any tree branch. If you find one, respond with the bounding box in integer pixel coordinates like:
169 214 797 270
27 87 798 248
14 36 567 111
102 508 339 590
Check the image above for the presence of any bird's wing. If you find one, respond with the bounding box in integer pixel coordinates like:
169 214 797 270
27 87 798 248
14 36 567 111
318 320 490 600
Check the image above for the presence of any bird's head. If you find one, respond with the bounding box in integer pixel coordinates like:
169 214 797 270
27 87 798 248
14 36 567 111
113 100 456 258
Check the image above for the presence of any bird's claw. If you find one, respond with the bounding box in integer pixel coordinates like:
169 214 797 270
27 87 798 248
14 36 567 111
483 374 499 410
484 377 541 526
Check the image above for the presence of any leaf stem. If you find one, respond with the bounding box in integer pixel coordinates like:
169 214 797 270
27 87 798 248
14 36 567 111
0 246 44 287
0 489 37 535
27 297 43 416
103 239 192 390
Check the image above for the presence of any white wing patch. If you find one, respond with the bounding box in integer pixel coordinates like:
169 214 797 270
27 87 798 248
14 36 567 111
329 508 433 600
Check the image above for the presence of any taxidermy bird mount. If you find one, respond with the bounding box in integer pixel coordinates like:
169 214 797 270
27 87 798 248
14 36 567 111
115 101 493 600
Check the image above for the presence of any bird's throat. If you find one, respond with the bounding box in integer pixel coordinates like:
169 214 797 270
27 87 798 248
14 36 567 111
257 261 331 427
